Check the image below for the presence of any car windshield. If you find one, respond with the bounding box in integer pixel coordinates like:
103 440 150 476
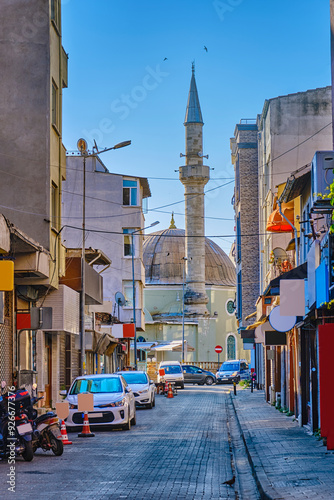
121 372 148 384
69 377 122 395
163 365 182 374
220 363 239 372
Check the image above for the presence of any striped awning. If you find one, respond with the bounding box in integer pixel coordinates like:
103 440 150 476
246 316 268 331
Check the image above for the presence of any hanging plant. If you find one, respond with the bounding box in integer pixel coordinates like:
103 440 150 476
269 250 275 264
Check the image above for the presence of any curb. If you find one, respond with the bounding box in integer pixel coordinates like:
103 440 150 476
229 392 281 500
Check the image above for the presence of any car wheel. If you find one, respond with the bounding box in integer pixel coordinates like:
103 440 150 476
205 376 214 386
123 417 131 431
130 411 136 426
152 396 155 407
179 382 184 390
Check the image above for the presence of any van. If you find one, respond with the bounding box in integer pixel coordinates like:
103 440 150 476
216 359 250 384
157 361 184 389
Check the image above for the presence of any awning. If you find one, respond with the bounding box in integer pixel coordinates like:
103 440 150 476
245 311 257 321
279 170 311 203
264 262 307 295
246 315 267 330
95 333 118 355
266 201 294 233
130 341 158 351
152 341 195 352
285 237 299 252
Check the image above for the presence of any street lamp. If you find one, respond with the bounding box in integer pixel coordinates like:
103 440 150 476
77 138 131 375
132 221 159 370
181 257 187 363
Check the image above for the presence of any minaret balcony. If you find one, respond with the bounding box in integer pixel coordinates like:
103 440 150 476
179 165 210 184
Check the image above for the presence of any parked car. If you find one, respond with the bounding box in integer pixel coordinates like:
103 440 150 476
216 359 250 384
116 371 156 409
182 365 216 385
63 374 136 431
157 361 184 389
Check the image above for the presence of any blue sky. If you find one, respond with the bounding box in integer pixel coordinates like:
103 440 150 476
61 0 331 253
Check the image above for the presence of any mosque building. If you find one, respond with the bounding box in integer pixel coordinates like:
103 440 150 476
141 66 249 367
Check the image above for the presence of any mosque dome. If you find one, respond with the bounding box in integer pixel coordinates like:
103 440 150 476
143 227 236 286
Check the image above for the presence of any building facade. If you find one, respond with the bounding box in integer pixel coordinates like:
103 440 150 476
0 0 72 405
63 154 151 367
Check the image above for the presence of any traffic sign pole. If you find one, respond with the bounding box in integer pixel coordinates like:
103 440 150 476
214 345 223 371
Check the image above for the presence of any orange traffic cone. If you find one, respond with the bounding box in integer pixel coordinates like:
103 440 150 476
167 383 174 399
78 411 95 438
60 420 72 445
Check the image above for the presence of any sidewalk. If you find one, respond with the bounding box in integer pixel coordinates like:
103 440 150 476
230 388 334 500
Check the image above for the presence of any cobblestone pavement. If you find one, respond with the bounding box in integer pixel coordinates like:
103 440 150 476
0 385 257 500
231 388 334 500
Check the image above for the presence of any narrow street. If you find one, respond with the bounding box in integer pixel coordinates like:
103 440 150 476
0 386 258 500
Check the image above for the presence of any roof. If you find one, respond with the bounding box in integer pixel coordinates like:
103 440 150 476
184 65 203 125
143 228 236 286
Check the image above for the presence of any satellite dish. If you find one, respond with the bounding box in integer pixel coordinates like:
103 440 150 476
269 306 296 332
115 292 126 306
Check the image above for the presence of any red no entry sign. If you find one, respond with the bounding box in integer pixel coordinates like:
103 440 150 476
215 345 223 353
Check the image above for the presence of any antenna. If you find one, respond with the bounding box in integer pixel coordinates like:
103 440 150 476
115 292 126 320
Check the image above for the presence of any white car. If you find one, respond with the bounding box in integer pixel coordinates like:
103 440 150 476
117 371 156 409
63 374 136 431
157 361 184 389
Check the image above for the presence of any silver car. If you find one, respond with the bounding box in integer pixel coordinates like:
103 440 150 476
116 371 156 409
64 374 136 431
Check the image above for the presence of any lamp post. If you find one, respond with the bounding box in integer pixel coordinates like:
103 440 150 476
181 257 187 363
131 221 159 370
77 138 131 375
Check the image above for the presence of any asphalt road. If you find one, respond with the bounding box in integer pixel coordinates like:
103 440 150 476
0 385 258 500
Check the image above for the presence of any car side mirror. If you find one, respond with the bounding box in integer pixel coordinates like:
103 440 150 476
59 389 67 396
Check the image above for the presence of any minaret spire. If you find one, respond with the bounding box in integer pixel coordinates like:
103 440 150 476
179 65 210 316
184 62 203 126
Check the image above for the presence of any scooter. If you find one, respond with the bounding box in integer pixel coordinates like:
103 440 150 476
27 396 63 456
0 382 34 462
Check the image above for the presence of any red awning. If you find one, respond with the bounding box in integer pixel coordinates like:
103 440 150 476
266 201 294 233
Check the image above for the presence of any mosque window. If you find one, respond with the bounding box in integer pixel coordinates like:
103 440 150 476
123 180 138 206
226 300 235 316
227 335 236 360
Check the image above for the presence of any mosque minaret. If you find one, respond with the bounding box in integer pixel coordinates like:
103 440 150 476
179 64 210 315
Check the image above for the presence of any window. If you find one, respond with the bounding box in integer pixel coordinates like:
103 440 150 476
227 335 236 360
237 271 242 319
52 81 58 128
123 228 135 257
236 213 241 263
51 182 58 229
123 282 133 308
226 299 235 316
123 180 138 206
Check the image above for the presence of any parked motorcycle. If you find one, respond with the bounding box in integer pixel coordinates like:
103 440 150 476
0 382 34 462
27 396 63 456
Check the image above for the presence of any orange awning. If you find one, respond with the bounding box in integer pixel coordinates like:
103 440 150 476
266 201 294 233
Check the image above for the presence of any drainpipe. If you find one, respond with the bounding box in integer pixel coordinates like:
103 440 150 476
277 200 299 267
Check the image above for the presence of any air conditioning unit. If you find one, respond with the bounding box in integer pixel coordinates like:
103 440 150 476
311 151 334 211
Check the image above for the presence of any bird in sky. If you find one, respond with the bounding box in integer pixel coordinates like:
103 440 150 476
163 57 168 61
204 46 208 52
222 476 235 486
